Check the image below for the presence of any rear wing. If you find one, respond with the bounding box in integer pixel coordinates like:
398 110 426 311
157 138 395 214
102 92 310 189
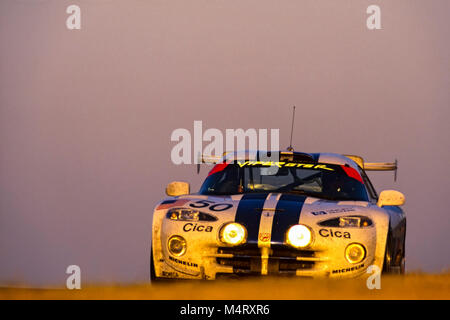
344 155 398 181
196 153 230 174
196 150 274 167
198 154 222 164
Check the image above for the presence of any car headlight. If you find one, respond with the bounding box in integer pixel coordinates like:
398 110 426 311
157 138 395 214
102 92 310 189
318 216 373 228
219 222 247 246
345 243 366 264
339 216 363 228
168 235 187 256
166 208 217 221
286 224 313 248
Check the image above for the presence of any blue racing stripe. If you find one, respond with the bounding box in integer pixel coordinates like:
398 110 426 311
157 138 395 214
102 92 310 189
271 194 307 244
234 193 268 244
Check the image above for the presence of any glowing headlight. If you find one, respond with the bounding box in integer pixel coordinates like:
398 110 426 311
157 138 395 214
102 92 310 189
339 216 362 228
345 243 366 264
167 208 217 221
319 216 372 228
168 235 187 256
286 224 312 248
220 223 247 246
169 208 199 221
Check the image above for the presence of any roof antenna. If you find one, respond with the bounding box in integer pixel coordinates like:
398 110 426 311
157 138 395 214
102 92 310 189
394 159 398 182
287 106 296 151
196 151 201 174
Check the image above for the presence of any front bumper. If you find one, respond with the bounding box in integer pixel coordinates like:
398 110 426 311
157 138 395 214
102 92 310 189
155 241 373 279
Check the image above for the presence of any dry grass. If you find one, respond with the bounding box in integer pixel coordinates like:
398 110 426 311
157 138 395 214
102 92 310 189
1 273 449 300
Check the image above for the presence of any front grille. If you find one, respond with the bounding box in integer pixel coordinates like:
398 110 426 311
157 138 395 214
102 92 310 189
217 245 315 274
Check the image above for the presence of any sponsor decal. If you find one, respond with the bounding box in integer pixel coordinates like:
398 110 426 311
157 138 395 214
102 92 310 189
259 232 271 242
162 271 179 277
183 223 213 232
332 263 365 274
319 228 351 239
168 256 199 268
311 211 328 216
237 161 334 171
311 208 356 216
189 200 233 212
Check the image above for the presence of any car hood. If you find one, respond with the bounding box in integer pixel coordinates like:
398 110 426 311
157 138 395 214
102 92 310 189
157 192 383 244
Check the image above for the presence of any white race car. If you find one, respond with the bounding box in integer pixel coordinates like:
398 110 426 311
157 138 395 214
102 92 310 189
151 151 406 280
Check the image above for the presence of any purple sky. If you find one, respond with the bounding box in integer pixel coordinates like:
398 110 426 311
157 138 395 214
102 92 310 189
1 0 449 286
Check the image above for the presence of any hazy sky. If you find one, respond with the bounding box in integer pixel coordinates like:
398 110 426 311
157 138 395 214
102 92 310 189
1 0 449 286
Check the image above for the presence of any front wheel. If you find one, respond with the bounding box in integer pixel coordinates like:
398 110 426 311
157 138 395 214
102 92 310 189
150 247 159 281
382 232 405 274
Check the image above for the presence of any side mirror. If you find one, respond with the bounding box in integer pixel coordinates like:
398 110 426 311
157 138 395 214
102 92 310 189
166 181 190 197
377 190 405 207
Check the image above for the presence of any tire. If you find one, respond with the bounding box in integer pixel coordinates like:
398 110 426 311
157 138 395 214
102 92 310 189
399 255 406 274
382 231 394 274
398 232 406 274
382 231 405 275
150 247 159 282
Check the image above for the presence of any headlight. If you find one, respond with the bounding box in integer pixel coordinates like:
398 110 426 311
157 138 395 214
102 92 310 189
168 235 187 256
318 216 373 228
339 216 362 228
345 243 366 264
219 222 247 246
167 208 217 221
286 224 313 248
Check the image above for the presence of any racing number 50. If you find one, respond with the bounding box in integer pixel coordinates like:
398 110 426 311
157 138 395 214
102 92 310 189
189 200 233 212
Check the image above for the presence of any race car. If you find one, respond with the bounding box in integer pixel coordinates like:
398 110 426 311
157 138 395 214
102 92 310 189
151 151 406 280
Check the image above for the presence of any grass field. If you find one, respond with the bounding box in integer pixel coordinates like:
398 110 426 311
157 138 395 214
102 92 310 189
1 273 449 300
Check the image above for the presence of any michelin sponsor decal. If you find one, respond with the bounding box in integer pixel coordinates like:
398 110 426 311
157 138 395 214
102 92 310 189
332 263 365 274
169 256 199 268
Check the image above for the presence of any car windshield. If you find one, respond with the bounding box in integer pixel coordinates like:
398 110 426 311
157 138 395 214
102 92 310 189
199 161 369 201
